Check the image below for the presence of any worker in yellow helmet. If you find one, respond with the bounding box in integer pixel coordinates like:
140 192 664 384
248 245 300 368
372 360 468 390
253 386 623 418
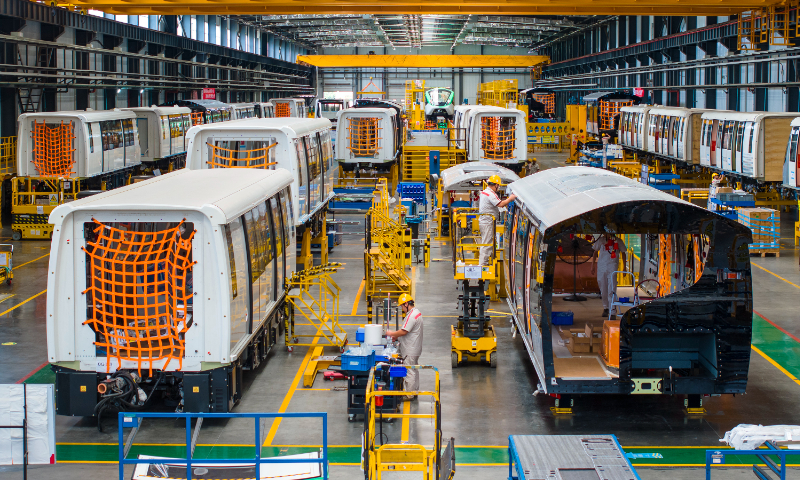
478 174 517 266
387 293 423 401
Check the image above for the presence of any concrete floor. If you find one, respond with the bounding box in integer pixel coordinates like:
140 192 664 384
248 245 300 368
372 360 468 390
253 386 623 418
2 153 800 479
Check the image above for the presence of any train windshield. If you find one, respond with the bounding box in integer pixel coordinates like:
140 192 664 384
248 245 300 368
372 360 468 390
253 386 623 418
426 88 454 107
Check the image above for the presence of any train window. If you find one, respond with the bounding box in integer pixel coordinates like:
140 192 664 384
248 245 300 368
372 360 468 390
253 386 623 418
100 120 123 151
527 228 542 330
88 122 96 154
269 197 284 294
788 127 799 165
746 122 755 154
225 218 250 351
514 215 528 318
207 139 277 168
507 207 519 299
306 135 322 206
280 188 294 245
243 202 274 325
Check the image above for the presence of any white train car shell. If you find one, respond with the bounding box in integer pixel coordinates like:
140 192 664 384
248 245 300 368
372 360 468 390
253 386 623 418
646 107 708 164
269 98 307 118
335 107 399 164
47 169 296 414
185 118 334 226
230 103 258 120
122 106 192 163
256 102 274 118
783 117 800 189
17 109 141 178
700 111 795 181
463 106 527 165
619 105 651 150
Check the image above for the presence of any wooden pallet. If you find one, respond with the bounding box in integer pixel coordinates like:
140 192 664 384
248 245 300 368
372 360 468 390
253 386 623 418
749 249 780 257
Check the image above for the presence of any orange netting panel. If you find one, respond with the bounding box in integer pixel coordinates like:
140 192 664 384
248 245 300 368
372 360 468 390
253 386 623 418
82 220 196 375
481 116 516 160
190 112 204 126
600 100 634 130
347 117 381 157
276 103 291 117
532 93 555 115
31 120 75 177
207 142 278 168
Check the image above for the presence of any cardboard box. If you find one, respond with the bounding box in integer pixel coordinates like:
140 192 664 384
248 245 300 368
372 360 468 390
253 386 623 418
568 324 602 354
717 187 734 194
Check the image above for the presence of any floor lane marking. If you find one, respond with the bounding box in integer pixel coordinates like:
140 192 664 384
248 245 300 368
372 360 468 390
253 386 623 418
754 310 800 344
0 289 46 318
262 336 320 446
15 253 50 269
751 261 800 290
350 279 365 316
751 344 800 386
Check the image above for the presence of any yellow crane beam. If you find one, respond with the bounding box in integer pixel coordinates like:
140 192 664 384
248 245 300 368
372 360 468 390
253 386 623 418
65 0 783 16
298 55 549 69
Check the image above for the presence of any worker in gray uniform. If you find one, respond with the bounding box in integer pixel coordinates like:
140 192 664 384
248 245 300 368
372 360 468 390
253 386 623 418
478 175 517 266
387 293 423 401
591 233 627 319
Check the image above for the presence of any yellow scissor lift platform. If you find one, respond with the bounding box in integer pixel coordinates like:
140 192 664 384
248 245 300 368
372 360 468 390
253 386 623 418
450 209 500 367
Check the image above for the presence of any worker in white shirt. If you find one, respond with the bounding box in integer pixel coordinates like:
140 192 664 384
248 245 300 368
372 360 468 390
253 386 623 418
591 233 627 319
386 293 424 401
478 175 517 266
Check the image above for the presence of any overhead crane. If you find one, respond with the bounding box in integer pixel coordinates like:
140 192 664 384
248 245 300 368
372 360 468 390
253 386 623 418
60 0 785 16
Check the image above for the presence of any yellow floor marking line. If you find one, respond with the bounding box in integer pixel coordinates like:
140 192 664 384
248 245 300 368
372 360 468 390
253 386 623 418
0 289 46 317
751 262 800 290
14 253 50 269
263 336 321 446
401 399 411 442
297 388 332 391
351 279 365 316
751 345 800 386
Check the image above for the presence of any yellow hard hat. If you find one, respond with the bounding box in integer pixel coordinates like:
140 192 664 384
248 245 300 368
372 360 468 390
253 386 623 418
487 174 502 185
398 293 413 305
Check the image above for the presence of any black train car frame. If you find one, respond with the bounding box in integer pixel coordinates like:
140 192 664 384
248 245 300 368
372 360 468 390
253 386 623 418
503 167 753 401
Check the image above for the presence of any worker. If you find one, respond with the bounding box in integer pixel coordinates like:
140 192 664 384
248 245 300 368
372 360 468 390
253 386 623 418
708 173 724 211
386 293 423 401
601 133 611 168
591 233 627 319
479 175 517 266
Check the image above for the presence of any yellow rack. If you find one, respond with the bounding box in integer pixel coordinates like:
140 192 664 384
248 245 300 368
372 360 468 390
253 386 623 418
285 262 347 352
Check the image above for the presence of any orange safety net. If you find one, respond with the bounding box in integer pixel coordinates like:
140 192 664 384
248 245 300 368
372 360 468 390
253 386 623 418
657 234 673 297
207 142 278 168
190 112 204 126
481 116 516 160
275 103 291 118
347 117 381 157
600 100 634 130
82 220 196 375
31 120 76 177
532 93 555 115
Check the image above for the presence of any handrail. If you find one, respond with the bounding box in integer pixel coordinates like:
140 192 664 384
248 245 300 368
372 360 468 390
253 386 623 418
118 411 328 480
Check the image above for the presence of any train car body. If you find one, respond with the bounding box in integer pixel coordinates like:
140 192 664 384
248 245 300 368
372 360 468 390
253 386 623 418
47 168 296 415
583 92 641 136
700 111 795 182
424 87 455 120
519 88 555 120
269 98 308 118
460 106 527 167
160 99 233 126
316 99 347 125
335 107 400 166
504 167 753 397
353 98 405 118
184 118 334 230
122 106 192 169
618 105 652 150
17 109 141 178
230 103 258 120
255 102 274 119
782 117 800 190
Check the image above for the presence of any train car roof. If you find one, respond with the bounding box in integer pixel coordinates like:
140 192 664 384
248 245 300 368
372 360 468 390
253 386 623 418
583 91 641 104
229 102 256 108
49 169 293 226
185 117 332 138
790 117 800 126
269 98 302 103
123 106 192 116
507 166 696 231
700 111 798 121
337 107 396 117
440 162 520 191
19 109 136 122
648 106 716 117
620 105 653 112
170 99 232 109
467 106 525 116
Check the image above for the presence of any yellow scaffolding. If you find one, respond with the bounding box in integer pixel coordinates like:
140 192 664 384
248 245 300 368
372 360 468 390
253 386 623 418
0 136 17 176
363 365 451 480
477 79 518 108
405 79 426 129
364 179 412 323
285 262 347 352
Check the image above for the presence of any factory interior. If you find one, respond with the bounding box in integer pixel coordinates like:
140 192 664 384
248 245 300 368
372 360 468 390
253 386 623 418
2 2 800 480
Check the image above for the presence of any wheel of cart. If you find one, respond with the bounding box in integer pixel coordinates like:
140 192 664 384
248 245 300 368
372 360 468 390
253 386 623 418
0 245 14 286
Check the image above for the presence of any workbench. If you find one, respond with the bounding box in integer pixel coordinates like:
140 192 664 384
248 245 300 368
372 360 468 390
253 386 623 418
508 435 641 480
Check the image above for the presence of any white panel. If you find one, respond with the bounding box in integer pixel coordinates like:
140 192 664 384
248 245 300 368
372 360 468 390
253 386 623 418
0 384 56 465
768 88 785 112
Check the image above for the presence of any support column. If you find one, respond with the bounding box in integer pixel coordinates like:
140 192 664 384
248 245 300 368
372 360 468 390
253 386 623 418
208 16 216 45
230 21 239 50
220 17 228 47
196 15 205 42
